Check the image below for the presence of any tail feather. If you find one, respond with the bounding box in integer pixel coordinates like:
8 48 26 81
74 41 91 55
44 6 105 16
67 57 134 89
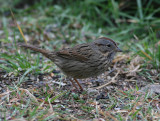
19 44 51 58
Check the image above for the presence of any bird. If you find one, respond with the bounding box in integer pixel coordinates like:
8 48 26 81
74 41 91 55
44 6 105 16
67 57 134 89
19 37 122 91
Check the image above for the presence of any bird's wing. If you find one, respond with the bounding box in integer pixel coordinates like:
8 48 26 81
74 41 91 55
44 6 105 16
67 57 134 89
56 44 91 62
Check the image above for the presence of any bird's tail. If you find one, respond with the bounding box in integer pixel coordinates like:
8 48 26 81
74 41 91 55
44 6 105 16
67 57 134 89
19 44 51 58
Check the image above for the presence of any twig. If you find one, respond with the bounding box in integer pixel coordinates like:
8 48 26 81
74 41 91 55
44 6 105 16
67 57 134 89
48 97 54 113
99 110 118 121
18 88 38 103
96 70 120 90
0 91 12 98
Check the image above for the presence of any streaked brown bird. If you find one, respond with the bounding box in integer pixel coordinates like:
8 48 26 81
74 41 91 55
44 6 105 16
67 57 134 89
19 37 122 91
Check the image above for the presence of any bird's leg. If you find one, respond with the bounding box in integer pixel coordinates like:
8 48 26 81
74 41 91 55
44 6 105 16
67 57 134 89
74 78 83 91
70 79 78 90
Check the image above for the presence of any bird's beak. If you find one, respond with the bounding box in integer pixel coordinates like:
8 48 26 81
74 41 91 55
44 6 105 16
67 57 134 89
116 47 123 52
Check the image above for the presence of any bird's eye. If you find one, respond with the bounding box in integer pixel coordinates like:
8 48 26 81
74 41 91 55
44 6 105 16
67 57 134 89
106 44 111 47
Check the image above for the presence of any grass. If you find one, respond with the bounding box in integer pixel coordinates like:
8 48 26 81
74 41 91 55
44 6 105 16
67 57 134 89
136 29 160 69
0 50 53 87
0 0 160 120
